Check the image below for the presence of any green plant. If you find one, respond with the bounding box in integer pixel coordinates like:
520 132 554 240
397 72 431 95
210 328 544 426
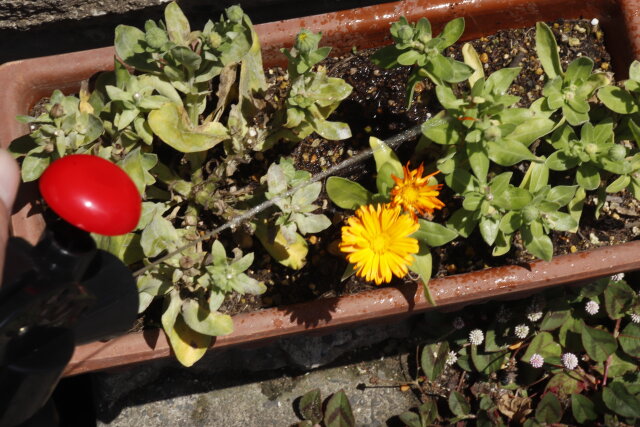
536 22 611 126
10 1 353 367
267 29 352 144
371 17 473 107
394 275 640 426
254 157 331 269
295 389 355 427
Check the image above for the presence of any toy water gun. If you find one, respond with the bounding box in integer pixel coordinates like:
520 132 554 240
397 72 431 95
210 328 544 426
0 155 141 427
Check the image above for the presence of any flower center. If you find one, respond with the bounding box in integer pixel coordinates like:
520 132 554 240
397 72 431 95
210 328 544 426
371 233 391 253
400 185 420 203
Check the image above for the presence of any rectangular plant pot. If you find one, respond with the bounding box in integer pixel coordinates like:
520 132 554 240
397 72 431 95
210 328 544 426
1 0 640 376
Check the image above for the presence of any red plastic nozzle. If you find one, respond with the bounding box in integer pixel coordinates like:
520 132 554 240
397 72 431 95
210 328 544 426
39 154 141 236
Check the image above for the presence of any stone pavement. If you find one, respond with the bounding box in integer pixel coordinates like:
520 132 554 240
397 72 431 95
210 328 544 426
93 317 427 426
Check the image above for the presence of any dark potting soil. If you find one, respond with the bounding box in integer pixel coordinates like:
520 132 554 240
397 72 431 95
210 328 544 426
29 20 636 326
229 19 636 316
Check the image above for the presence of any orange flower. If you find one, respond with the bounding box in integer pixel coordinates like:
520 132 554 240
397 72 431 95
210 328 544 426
391 162 444 218
339 204 419 285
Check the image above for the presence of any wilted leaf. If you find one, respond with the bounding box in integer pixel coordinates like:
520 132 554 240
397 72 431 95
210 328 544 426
148 103 229 153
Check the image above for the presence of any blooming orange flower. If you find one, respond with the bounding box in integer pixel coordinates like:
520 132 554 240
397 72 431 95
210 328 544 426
391 163 444 219
339 204 419 285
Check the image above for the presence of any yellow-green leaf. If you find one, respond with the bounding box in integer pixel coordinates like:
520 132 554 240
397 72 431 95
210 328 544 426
148 102 229 153
255 222 308 270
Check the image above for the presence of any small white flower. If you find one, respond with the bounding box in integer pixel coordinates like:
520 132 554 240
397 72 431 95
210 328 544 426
496 306 511 324
445 351 458 366
562 353 579 370
526 301 544 322
591 18 599 26
529 353 544 368
527 310 543 322
631 313 640 324
452 316 465 330
611 272 625 282
514 324 529 339
469 329 484 345
585 300 599 315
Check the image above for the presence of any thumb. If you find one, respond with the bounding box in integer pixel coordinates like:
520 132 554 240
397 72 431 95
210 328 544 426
0 149 19 213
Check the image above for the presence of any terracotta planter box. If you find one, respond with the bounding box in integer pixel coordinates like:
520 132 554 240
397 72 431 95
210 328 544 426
1 0 640 377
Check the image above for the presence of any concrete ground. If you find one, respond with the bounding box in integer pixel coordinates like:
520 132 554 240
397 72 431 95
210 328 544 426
91 318 427 427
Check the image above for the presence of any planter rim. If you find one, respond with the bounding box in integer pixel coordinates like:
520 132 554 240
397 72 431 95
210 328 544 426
1 0 639 376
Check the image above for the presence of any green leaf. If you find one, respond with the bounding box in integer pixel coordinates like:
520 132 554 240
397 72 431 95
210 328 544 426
422 111 463 145
414 219 458 248
445 168 478 194
466 141 489 182
567 186 585 232
324 390 355 427
118 147 157 194
448 391 470 417
21 153 51 182
536 22 563 79
409 246 433 301
326 176 373 210
313 118 352 140
619 322 640 359
545 211 578 232
370 136 403 178
522 331 561 361
602 382 640 418
438 17 465 48
488 139 536 165
508 117 555 146
582 324 618 362
93 233 144 266
565 56 594 83
604 280 637 319
181 299 233 336
535 393 562 424
299 389 323 423
572 394 598 424
471 345 508 374
539 309 571 331
576 163 601 191
492 187 532 210
447 208 479 238
165 1 191 46
545 372 581 396
421 341 449 381
376 162 400 196
148 103 229 153
479 215 500 246
546 185 577 207
140 212 179 258
115 25 157 73
599 86 638 114
520 161 549 193
606 174 630 193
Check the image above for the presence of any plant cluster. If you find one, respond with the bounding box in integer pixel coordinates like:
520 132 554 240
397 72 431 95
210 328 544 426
290 276 639 426
10 2 351 367
386 275 640 426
